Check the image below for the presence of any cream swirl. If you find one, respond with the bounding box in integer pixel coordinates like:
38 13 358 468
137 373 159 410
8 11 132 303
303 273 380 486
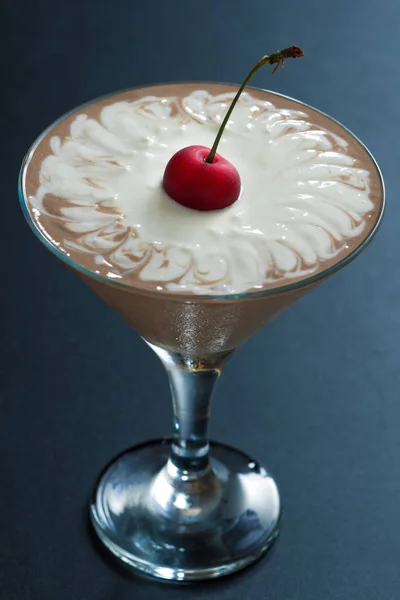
30 90 374 294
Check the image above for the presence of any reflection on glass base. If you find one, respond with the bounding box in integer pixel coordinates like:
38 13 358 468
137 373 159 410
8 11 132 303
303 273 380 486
90 439 281 581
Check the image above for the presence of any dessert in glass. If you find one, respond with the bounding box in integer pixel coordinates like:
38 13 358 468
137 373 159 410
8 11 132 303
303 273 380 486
19 48 384 581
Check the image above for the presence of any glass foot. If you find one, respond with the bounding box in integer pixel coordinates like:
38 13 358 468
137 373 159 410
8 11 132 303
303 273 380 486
90 439 280 581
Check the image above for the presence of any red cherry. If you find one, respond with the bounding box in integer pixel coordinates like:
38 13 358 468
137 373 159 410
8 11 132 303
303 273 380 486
162 46 304 212
163 145 241 211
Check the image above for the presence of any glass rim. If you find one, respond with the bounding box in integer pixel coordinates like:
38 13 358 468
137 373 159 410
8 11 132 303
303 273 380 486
18 82 386 302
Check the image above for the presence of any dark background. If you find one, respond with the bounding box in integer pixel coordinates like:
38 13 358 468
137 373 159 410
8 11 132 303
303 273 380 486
1 0 399 598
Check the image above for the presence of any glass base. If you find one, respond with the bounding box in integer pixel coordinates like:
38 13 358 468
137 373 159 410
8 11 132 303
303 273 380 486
90 439 281 581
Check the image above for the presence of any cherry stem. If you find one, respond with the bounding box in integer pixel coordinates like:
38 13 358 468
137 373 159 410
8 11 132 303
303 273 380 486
204 46 304 164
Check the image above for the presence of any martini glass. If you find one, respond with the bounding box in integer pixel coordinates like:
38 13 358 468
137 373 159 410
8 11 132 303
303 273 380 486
19 84 385 581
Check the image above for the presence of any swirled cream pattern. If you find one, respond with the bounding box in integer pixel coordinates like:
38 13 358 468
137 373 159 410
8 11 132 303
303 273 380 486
30 90 374 294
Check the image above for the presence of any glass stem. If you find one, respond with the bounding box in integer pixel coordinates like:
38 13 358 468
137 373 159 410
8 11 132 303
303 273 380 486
146 343 228 473
169 363 220 472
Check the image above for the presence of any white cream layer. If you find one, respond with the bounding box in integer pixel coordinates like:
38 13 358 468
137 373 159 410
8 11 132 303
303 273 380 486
30 90 373 294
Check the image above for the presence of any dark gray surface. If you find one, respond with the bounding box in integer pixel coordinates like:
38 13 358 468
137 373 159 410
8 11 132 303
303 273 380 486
1 0 398 598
